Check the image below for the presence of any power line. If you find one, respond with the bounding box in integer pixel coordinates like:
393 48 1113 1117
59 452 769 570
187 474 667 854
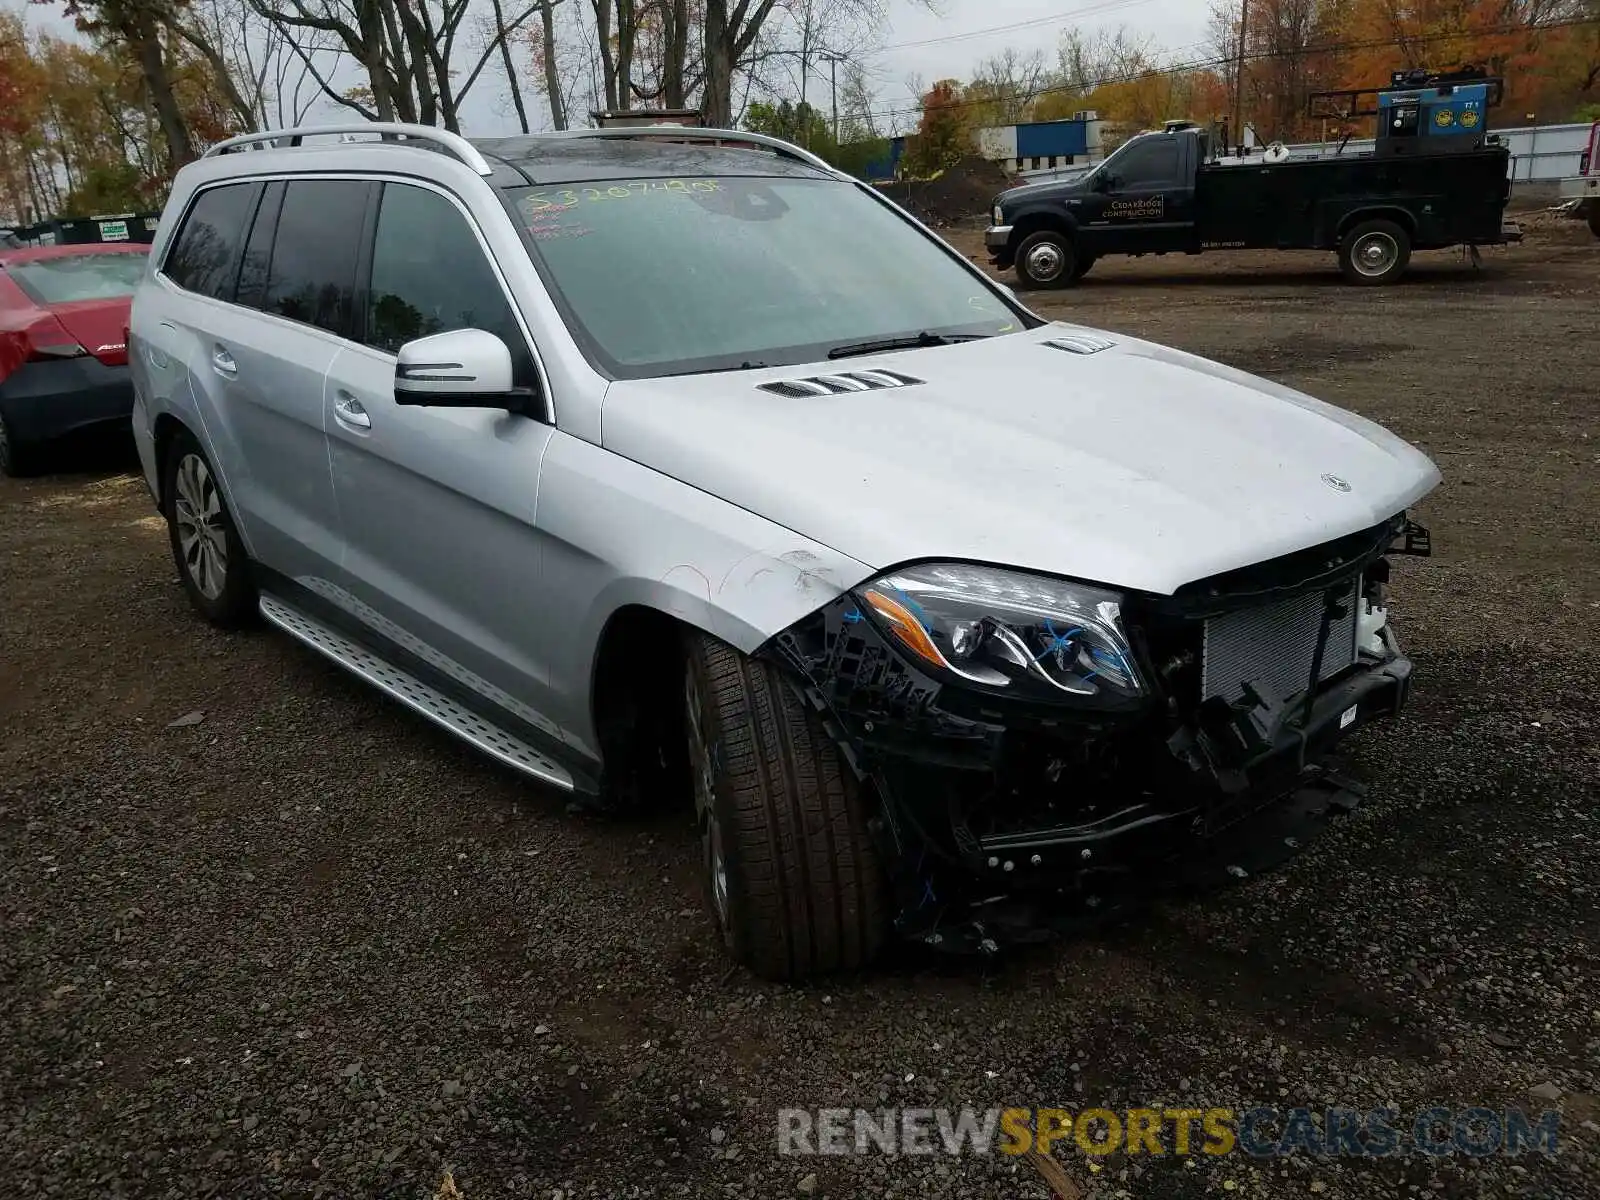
877 0 1158 53
859 16 1600 126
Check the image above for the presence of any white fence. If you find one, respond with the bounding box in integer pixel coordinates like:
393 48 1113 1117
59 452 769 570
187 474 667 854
1013 122 1591 185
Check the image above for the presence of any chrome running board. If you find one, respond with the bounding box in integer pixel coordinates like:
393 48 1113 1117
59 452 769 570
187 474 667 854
258 592 574 791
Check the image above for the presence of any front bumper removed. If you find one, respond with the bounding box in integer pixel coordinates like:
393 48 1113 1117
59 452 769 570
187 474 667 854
762 535 1421 953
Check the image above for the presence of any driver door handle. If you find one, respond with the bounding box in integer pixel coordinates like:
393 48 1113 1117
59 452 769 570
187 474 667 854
211 346 237 377
333 391 371 430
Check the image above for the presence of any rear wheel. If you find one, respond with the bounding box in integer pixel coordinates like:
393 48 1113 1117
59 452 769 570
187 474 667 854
0 411 35 478
1014 229 1078 289
1338 219 1411 285
163 429 256 627
683 633 888 981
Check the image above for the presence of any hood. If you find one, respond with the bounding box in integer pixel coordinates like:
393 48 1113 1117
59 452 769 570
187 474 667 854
599 326 1441 597
1000 177 1088 209
49 298 132 367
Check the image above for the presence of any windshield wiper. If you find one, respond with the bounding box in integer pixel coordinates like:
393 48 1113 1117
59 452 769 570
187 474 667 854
664 360 775 377
825 331 992 360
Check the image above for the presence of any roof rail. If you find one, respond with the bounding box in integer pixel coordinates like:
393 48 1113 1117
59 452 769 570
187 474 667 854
203 123 494 177
552 125 839 175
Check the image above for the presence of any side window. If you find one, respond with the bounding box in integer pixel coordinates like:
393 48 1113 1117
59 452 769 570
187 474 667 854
365 182 535 387
163 182 261 301
261 179 371 337
1112 138 1182 187
235 181 284 310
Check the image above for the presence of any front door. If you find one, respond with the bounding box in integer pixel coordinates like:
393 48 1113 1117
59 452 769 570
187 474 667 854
323 179 562 740
1080 134 1193 254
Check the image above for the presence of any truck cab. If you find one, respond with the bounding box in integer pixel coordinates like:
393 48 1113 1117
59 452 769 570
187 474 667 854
987 129 1200 285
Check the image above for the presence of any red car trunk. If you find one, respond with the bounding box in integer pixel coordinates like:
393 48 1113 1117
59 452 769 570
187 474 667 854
47 300 131 366
0 243 146 381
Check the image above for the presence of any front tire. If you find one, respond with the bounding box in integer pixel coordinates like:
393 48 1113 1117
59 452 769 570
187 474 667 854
1014 229 1078 289
1338 219 1411 285
684 633 887 981
1587 201 1600 240
162 429 256 627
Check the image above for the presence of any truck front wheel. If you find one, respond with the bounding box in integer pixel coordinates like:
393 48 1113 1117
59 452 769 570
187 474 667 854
1015 230 1078 288
1338 219 1411 285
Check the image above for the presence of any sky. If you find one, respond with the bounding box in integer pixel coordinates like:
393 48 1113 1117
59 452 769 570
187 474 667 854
10 0 1214 138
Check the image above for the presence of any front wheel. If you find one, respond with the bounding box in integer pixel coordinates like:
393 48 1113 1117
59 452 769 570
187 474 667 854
683 633 888 981
1338 219 1411 285
1587 201 1600 240
163 429 257 627
1014 229 1078 289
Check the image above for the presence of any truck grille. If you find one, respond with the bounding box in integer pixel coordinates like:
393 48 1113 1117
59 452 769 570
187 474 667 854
1201 579 1360 703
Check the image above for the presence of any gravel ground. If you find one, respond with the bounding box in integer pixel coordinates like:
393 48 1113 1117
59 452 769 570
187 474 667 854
3 227 1598 1200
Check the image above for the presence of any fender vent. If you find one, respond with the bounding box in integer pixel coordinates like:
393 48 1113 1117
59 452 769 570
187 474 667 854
1044 333 1116 355
759 369 922 398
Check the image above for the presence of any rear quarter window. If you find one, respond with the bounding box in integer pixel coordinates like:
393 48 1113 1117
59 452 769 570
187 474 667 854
163 182 263 301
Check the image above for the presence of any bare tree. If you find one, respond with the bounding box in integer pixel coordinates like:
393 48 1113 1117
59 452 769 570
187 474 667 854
165 0 332 129
1056 25 1158 94
966 46 1050 123
254 0 555 130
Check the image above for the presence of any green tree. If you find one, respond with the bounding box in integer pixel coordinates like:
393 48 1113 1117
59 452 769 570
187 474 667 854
745 98 835 155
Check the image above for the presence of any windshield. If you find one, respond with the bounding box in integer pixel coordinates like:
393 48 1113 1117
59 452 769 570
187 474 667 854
507 175 1028 377
5 251 148 305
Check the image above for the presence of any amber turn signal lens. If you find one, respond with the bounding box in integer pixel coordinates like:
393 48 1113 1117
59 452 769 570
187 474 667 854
861 588 948 670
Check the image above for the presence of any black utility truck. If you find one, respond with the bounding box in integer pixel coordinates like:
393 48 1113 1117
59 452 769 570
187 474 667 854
987 66 1521 287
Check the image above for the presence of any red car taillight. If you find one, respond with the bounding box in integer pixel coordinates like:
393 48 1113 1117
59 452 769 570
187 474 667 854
0 317 87 383
26 336 88 362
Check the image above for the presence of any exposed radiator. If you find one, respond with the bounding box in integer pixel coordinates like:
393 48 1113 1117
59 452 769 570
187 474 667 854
1201 579 1361 703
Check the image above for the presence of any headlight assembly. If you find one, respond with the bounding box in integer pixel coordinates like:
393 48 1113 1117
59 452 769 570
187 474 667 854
852 563 1143 707
992 204 1005 225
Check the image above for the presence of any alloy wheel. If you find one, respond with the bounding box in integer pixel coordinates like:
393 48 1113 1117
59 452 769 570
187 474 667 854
173 453 228 600
684 669 730 931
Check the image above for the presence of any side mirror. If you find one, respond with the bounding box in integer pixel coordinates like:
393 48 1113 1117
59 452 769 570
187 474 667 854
394 328 532 412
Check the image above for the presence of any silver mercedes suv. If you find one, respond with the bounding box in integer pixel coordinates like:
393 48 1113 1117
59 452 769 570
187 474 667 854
129 123 1440 979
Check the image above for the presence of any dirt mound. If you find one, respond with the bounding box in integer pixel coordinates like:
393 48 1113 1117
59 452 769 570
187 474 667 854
875 155 1019 228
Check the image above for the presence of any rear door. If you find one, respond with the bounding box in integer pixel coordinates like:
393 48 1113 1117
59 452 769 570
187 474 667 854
220 177 372 586
155 177 370 589
323 179 561 736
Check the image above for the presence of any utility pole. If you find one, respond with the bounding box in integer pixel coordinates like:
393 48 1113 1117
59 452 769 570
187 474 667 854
821 50 845 145
1232 0 1248 152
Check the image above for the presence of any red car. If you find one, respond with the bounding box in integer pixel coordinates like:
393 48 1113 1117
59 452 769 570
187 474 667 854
0 241 149 476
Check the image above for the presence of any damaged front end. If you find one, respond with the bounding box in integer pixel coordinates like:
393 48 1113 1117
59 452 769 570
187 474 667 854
759 513 1432 952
